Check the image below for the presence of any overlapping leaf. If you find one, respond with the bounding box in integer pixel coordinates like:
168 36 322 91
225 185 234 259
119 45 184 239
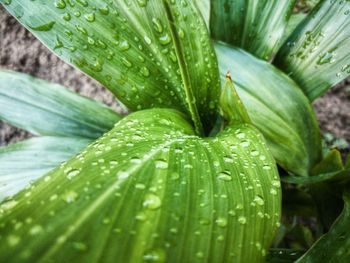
1 0 221 133
275 0 350 101
214 42 322 176
0 70 120 139
210 0 296 60
0 136 92 201
0 109 281 262
296 188 350 262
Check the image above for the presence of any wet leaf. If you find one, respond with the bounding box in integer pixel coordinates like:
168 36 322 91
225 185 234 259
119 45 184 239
0 136 92 201
297 188 350 262
215 42 322 176
1 0 221 133
275 0 350 101
0 109 281 262
210 0 296 60
0 70 120 139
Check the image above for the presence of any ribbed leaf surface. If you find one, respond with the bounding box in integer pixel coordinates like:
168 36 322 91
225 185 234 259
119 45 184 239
1 0 220 133
275 0 350 101
0 109 281 263
215 42 322 176
0 70 120 138
0 136 92 201
210 0 296 60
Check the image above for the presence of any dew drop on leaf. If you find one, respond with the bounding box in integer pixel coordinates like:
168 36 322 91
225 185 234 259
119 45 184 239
143 194 161 210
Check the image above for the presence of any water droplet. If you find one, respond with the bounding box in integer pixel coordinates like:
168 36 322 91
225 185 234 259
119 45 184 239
217 171 232 181
65 168 80 180
29 21 55 31
238 216 247 225
144 36 152 45
63 13 71 21
152 18 163 33
137 0 148 7
135 183 146 190
143 194 161 210
29 225 43 235
7 235 20 247
215 217 227 227
159 34 171 45
270 188 278 195
155 159 168 169
55 0 66 9
141 66 150 77
119 40 130 51
84 13 95 22
72 242 87 251
196 251 204 259
99 6 110 15
62 190 78 203
143 249 165 262
253 195 265 206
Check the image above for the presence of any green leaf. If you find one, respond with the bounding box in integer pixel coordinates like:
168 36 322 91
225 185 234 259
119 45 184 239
281 13 307 45
210 0 296 60
194 0 210 27
0 136 92 201
0 108 281 262
282 150 350 184
220 72 251 125
1 0 221 133
275 0 350 101
266 249 304 262
296 188 350 262
214 42 322 176
0 70 120 139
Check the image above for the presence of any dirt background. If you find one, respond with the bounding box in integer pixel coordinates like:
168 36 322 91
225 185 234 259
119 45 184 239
1 5 349 157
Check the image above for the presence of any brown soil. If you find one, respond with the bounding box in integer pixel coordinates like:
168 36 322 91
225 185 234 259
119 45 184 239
0 6 349 157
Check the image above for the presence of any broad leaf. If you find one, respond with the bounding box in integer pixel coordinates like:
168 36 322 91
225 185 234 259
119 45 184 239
214 42 322 176
210 0 296 60
1 0 221 133
0 109 281 262
0 70 120 139
275 0 350 101
296 188 350 262
0 136 92 201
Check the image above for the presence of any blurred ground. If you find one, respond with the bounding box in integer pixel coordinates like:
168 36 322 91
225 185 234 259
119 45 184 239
0 5 349 157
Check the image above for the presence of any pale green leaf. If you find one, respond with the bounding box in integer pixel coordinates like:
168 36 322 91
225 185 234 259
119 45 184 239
0 136 92 201
1 0 220 133
0 70 120 138
210 0 296 60
296 188 350 263
194 0 210 27
215 42 322 176
275 0 350 101
220 73 251 125
0 109 281 262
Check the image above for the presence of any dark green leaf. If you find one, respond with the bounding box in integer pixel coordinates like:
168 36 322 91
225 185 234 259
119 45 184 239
266 249 304 263
0 70 120 139
210 0 296 60
296 188 350 262
275 0 350 101
0 109 281 262
1 0 221 133
282 150 350 184
281 13 307 45
0 136 92 201
215 42 322 176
